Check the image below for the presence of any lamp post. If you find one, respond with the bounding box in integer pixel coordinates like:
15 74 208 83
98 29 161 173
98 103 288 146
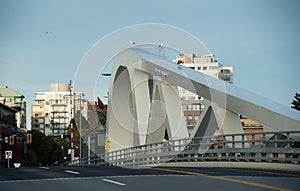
63 93 74 162
61 134 64 165
78 93 86 165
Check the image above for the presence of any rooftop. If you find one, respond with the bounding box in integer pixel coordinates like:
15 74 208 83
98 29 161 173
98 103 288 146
0 86 24 98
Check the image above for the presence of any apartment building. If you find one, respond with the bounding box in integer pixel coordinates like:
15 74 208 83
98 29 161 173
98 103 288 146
0 86 26 130
31 83 86 136
175 53 233 135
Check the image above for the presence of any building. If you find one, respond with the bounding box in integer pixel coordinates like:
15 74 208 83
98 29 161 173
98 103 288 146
175 53 233 136
0 103 27 167
175 53 264 136
175 53 233 82
0 86 26 130
81 101 107 156
31 83 86 136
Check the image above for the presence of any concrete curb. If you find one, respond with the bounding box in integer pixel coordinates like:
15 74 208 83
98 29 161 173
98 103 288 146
159 162 300 173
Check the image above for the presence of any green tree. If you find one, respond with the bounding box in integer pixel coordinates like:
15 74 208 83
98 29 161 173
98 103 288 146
30 130 61 166
291 93 300 111
24 148 38 167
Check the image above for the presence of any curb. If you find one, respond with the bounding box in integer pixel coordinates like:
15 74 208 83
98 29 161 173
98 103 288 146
159 162 300 174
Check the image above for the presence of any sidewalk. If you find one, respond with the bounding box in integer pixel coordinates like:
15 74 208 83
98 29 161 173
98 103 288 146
160 162 300 173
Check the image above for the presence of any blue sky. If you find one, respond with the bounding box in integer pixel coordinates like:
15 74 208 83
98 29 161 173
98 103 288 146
0 0 299 128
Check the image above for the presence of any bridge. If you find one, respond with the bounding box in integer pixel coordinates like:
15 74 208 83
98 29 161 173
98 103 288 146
2 44 300 191
46 44 300 191
72 44 300 168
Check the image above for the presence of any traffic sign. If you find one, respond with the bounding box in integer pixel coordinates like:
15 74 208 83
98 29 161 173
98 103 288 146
105 139 111 144
5 151 12 159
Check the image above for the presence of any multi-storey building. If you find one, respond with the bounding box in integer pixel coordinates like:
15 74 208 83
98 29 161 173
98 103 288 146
31 83 86 136
0 102 27 167
0 86 26 130
175 53 233 136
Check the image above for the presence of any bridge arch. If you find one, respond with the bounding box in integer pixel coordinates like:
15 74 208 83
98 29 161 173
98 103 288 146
107 45 300 152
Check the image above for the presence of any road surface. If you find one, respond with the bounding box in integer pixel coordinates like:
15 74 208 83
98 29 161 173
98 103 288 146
0 166 299 191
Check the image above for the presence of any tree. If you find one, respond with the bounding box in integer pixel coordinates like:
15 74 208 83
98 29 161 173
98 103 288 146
291 93 300 111
24 148 38 167
30 130 61 166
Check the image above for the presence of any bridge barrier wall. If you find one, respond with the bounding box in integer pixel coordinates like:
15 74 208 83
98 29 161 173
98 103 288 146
68 131 300 167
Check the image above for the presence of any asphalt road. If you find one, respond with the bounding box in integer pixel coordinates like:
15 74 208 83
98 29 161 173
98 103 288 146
0 165 299 191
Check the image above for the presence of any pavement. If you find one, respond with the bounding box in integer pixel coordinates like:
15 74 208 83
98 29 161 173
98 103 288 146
0 165 299 191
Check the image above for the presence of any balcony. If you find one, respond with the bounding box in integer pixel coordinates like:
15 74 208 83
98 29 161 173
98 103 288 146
34 98 45 101
51 110 68 113
51 103 68 106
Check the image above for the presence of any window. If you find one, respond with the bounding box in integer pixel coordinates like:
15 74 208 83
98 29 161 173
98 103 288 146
187 115 193 125
15 98 21 103
197 67 201 70
192 104 200 110
221 69 231 74
209 66 219 70
195 115 199 123
189 67 195 70
203 66 207 70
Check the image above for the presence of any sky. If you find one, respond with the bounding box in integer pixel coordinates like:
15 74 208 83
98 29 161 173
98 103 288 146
0 0 299 129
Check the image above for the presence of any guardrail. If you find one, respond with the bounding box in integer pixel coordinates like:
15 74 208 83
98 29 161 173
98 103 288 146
69 131 300 166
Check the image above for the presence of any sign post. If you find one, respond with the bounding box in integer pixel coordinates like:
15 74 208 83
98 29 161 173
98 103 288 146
5 151 12 168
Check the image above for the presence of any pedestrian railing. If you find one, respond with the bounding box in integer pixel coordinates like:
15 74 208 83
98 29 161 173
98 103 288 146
69 131 300 166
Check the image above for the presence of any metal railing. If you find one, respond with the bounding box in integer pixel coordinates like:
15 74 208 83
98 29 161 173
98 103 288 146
69 131 300 166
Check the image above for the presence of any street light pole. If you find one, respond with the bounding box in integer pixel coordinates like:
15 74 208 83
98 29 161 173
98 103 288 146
79 93 82 165
79 93 86 165
61 134 64 165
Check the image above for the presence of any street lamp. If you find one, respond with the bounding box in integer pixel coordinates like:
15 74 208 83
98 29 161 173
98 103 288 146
61 134 64 165
78 93 86 164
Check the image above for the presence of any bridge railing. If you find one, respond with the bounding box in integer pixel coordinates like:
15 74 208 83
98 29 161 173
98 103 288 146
69 131 300 166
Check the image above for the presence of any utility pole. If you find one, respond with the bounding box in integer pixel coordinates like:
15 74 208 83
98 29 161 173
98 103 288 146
79 93 82 165
70 80 74 162
79 93 86 165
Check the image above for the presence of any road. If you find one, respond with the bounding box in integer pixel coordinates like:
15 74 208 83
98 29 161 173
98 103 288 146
0 165 299 191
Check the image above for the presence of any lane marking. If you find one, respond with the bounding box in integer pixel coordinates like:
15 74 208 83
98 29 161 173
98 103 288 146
65 170 80 175
102 178 126 186
0 174 189 183
39 167 50 170
154 168 293 191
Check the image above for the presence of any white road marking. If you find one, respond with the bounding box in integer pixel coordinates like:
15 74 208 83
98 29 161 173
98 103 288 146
65 170 80 175
0 174 189 183
39 167 50 170
102 178 126 186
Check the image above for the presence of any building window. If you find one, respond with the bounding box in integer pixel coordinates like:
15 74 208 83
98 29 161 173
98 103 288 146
221 69 231 74
192 104 200 110
187 115 193 125
203 66 207 70
209 66 219 70
197 67 201 70
195 115 199 123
